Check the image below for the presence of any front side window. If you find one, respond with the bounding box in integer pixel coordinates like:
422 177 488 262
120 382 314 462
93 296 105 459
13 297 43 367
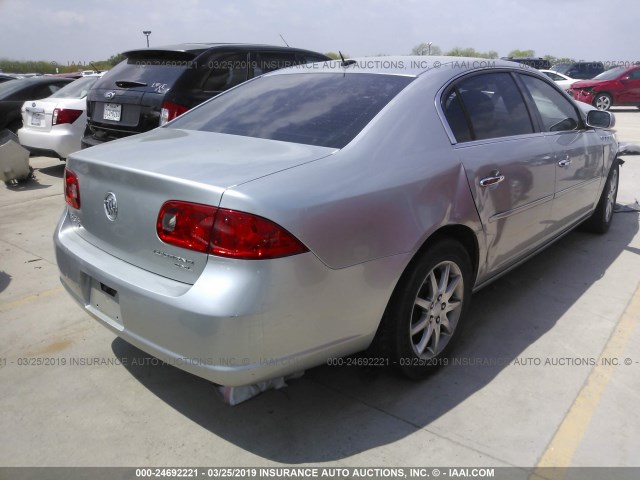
627 68 640 80
170 73 413 148
443 72 534 142
519 75 580 132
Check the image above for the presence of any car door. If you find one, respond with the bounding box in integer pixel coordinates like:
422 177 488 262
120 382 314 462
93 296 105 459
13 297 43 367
442 71 557 273
617 67 640 104
517 74 603 229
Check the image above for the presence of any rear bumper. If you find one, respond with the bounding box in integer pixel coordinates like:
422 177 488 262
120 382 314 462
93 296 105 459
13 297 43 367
18 126 80 159
81 134 108 149
54 209 407 386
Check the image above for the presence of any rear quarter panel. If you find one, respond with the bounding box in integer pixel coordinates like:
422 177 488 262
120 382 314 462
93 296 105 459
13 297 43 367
220 74 485 273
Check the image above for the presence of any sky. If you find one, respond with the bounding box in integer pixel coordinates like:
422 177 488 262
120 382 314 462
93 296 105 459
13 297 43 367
0 0 638 66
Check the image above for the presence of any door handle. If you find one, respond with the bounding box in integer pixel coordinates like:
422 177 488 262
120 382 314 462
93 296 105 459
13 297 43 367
558 156 572 167
479 172 505 187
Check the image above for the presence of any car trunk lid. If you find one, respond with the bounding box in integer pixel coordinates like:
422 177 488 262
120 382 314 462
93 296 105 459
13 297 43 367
22 99 56 132
66 128 336 284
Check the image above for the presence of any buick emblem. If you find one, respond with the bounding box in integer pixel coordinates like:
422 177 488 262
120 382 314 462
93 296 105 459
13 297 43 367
104 91 116 99
104 192 118 221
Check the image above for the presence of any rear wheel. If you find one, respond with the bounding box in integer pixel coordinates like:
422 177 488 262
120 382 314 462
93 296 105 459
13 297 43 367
582 162 619 234
593 93 612 111
376 239 472 379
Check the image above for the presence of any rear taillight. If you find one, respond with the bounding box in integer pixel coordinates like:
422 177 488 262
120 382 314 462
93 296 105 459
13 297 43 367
160 101 189 125
64 168 80 209
53 108 83 125
157 201 216 253
156 201 308 260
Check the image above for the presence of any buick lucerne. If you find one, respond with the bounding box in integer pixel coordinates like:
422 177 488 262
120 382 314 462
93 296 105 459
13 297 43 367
54 57 619 387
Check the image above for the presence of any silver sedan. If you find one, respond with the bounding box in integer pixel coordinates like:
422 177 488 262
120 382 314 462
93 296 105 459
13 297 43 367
54 57 619 386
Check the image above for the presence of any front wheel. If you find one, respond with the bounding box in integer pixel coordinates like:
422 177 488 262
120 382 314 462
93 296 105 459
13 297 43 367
582 162 619 234
593 93 612 111
376 239 472 379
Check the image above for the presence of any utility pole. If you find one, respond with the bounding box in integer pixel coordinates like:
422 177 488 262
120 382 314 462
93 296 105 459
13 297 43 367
143 30 152 48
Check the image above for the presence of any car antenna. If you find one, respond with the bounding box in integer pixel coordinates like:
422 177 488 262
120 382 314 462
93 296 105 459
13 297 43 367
339 51 356 67
279 34 290 47
89 61 101 74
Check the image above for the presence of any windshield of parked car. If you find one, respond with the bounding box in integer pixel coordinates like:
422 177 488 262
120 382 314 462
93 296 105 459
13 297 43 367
169 73 414 148
49 76 100 99
592 67 626 81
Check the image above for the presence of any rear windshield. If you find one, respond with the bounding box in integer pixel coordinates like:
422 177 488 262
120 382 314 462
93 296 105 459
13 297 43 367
92 56 190 94
49 76 99 99
169 73 414 148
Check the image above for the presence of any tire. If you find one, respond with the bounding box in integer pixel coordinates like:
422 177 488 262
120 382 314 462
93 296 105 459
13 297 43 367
593 93 612 111
582 162 619 234
375 239 473 379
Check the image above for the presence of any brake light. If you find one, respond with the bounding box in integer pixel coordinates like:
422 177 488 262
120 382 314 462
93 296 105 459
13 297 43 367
64 168 81 209
157 201 216 253
210 208 308 259
160 101 189 125
53 108 83 125
156 201 308 259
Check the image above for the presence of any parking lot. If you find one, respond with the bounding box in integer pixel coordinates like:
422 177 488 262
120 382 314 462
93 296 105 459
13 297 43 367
1 108 639 472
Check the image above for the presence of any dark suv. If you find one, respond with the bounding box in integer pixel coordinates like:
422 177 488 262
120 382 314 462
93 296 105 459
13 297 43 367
551 62 605 80
82 44 330 147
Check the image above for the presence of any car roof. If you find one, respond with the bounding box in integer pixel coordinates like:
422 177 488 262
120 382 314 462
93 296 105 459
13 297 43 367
4 76 74 84
266 55 537 78
123 43 328 57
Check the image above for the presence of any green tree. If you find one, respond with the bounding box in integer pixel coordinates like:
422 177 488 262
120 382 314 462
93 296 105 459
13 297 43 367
507 49 536 58
543 54 575 66
445 47 497 59
324 52 351 60
107 53 126 66
411 43 442 56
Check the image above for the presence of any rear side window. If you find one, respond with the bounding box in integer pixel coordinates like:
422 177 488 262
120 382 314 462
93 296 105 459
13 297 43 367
518 75 580 132
251 52 299 76
202 53 248 92
443 72 534 142
169 73 413 148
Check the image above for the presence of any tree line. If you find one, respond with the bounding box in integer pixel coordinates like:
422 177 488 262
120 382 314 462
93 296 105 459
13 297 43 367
0 53 125 75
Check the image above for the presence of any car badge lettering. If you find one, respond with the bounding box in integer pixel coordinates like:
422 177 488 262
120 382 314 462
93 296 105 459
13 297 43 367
104 91 116 99
153 249 195 270
104 192 118 221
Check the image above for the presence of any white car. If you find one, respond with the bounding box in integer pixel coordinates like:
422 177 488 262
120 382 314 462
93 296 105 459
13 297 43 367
18 74 102 160
539 70 577 91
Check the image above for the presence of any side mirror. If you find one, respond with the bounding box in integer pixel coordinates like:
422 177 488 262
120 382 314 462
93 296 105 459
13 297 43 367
586 110 615 129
